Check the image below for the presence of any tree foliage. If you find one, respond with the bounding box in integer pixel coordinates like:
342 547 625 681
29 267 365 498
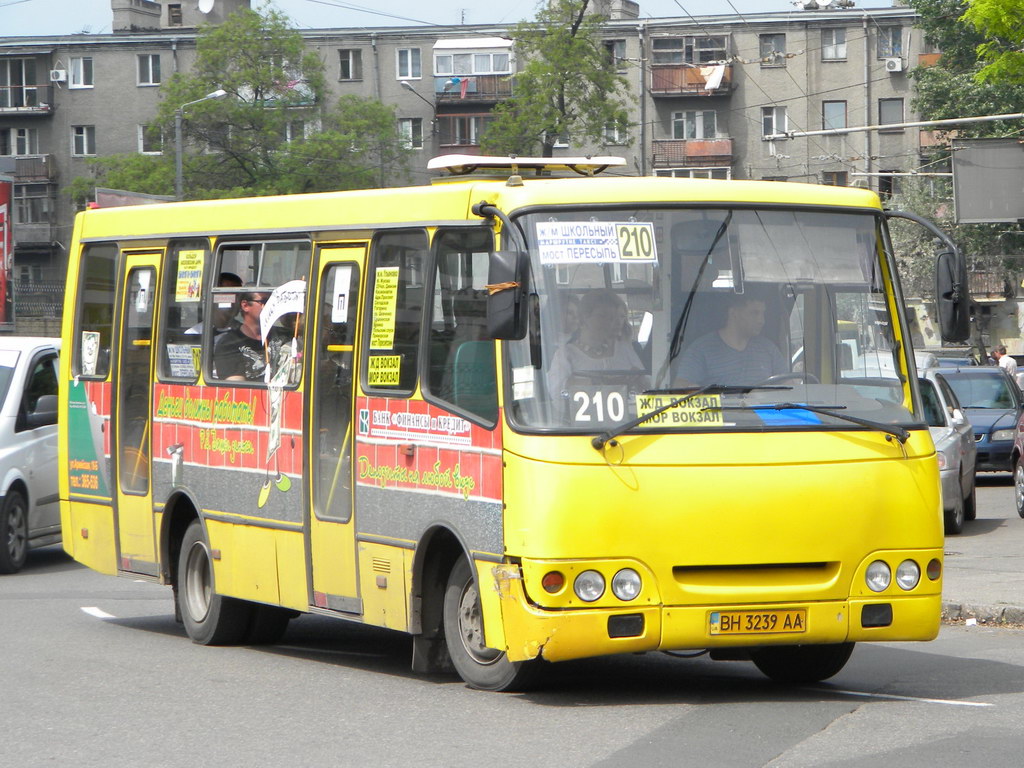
481 0 632 157
69 4 409 203
962 0 1024 84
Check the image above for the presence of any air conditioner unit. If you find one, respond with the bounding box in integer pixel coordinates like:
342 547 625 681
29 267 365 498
884 57 904 73
49 69 67 82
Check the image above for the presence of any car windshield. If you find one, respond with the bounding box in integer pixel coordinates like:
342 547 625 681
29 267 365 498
943 371 1018 409
504 205 919 435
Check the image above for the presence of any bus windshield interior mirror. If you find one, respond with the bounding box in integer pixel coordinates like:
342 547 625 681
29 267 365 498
936 245 970 343
486 250 530 340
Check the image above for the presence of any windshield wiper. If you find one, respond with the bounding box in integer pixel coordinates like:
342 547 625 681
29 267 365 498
716 402 910 444
591 383 784 450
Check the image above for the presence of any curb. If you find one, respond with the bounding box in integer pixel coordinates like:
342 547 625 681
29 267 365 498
942 600 1024 625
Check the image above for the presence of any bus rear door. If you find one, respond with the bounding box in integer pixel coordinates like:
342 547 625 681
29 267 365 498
112 251 161 577
307 245 364 614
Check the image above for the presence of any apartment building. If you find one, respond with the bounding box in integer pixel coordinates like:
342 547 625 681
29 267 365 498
0 0 924 293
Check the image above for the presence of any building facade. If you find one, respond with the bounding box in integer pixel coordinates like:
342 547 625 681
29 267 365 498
0 0 926 317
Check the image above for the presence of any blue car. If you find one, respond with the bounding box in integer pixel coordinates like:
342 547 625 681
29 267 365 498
941 367 1022 473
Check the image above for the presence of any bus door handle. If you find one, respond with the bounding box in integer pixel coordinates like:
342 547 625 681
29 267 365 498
398 443 416 457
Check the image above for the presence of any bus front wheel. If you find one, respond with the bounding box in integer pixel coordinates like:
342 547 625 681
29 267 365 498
177 520 253 645
442 557 538 691
750 642 854 684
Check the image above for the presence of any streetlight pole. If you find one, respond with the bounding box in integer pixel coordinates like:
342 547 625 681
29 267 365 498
174 88 228 200
399 80 436 145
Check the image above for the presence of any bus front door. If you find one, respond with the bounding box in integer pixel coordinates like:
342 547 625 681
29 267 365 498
113 252 161 577
307 248 363 613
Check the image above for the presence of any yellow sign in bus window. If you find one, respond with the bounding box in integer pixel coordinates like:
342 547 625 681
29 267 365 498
369 266 399 350
634 393 724 427
367 354 401 386
175 249 205 303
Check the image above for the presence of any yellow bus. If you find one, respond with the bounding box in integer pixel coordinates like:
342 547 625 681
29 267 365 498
59 156 968 690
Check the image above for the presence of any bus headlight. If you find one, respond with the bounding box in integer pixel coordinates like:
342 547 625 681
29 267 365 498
611 568 642 601
574 570 605 602
896 560 921 590
866 560 891 592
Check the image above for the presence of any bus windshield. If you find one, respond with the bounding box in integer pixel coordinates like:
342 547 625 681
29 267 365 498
506 206 918 434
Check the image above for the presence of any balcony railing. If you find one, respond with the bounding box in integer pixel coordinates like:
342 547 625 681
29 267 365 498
0 84 55 115
434 75 513 103
650 65 733 96
12 222 53 245
651 138 733 167
13 155 55 181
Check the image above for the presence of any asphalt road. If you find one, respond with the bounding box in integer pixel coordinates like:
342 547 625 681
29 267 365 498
5 480 1023 768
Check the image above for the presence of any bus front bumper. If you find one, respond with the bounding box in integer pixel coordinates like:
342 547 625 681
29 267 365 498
487 566 941 664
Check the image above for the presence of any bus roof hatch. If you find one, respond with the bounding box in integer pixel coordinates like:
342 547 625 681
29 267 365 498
427 154 627 178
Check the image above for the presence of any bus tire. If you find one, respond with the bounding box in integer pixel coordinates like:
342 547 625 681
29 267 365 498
750 642 854 684
0 490 28 574
443 557 538 692
177 520 253 645
244 605 294 645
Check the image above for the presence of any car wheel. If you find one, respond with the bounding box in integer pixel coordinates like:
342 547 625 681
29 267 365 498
442 557 539 691
963 480 977 522
0 491 28 574
1016 457 1024 519
944 490 965 535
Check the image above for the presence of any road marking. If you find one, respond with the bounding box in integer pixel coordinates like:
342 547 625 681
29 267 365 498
831 688 992 708
81 606 116 619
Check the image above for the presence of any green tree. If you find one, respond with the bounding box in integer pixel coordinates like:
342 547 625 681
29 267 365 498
70 5 410 202
962 0 1024 84
481 0 632 157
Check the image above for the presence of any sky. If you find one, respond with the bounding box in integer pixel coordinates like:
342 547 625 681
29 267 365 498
1 0 895 36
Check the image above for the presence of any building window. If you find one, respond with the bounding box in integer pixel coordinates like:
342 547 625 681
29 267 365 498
399 117 424 149
281 120 306 143
822 171 848 186
69 57 94 88
759 34 786 66
397 48 421 79
878 172 897 198
168 3 183 26
13 183 49 224
879 98 904 129
822 101 847 131
439 115 488 146
72 125 96 156
651 36 727 65
655 167 731 180
137 54 161 86
138 124 163 154
822 28 847 60
433 50 511 76
339 49 362 80
672 110 717 139
0 127 40 156
762 106 787 138
0 58 39 108
604 120 628 145
878 27 902 59
604 39 626 71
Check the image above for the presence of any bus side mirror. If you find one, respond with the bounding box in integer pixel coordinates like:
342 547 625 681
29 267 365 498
487 251 530 340
936 248 970 342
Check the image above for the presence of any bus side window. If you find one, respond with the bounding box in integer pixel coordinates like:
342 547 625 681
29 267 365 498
158 239 210 382
363 230 428 394
73 243 118 378
426 228 497 423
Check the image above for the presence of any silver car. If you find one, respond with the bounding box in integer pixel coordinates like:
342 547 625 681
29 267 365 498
919 368 977 534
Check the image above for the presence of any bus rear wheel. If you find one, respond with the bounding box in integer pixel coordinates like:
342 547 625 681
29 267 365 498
177 520 253 645
750 642 854 684
442 557 538 691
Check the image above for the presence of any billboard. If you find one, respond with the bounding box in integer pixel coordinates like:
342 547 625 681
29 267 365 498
952 138 1024 224
0 175 11 324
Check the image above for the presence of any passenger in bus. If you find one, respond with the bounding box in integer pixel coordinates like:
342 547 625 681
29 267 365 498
674 293 786 386
186 272 243 336
548 289 644 397
214 289 270 381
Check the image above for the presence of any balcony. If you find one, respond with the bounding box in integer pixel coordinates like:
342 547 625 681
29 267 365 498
651 138 733 167
13 155 55 181
0 84 55 115
650 65 733 97
434 75 513 104
13 222 54 245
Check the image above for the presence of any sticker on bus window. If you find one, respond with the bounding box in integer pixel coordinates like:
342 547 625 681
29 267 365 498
135 271 151 314
368 354 401 386
536 222 657 265
633 392 724 427
166 344 199 378
81 331 100 376
369 266 400 350
331 265 353 323
175 250 205 303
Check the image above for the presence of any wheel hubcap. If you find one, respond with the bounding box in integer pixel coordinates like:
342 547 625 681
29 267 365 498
183 540 212 623
457 579 501 665
6 502 26 563
1016 466 1024 512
